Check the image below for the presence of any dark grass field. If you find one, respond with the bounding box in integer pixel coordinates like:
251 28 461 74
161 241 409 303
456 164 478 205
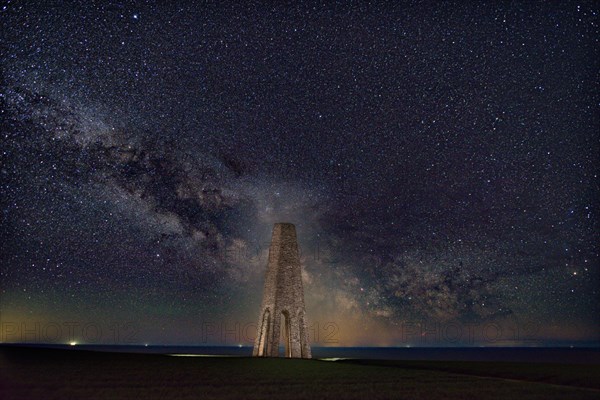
1 346 599 399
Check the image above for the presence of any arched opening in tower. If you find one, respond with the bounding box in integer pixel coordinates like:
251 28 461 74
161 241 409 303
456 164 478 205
280 310 292 357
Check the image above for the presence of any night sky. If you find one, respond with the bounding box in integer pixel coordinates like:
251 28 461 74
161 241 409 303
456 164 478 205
1 1 598 347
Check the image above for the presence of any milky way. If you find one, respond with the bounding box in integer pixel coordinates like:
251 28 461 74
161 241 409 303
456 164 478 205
1 1 598 346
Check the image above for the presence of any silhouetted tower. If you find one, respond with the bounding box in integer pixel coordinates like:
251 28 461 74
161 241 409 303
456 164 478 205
253 223 311 358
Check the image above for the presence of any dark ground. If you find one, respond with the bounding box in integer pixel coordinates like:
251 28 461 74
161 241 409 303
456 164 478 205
1 346 599 399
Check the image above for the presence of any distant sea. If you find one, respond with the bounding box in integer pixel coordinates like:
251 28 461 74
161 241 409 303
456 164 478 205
3 344 599 364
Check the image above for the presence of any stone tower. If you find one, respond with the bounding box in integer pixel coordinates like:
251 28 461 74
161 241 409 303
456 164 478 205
253 223 311 358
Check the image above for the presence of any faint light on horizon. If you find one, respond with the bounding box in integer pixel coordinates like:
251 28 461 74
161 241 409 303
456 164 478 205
69 341 77 346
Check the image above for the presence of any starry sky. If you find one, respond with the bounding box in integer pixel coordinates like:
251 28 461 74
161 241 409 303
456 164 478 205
1 1 598 347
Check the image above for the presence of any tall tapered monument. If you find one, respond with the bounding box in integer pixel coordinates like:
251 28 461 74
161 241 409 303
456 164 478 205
253 223 311 358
